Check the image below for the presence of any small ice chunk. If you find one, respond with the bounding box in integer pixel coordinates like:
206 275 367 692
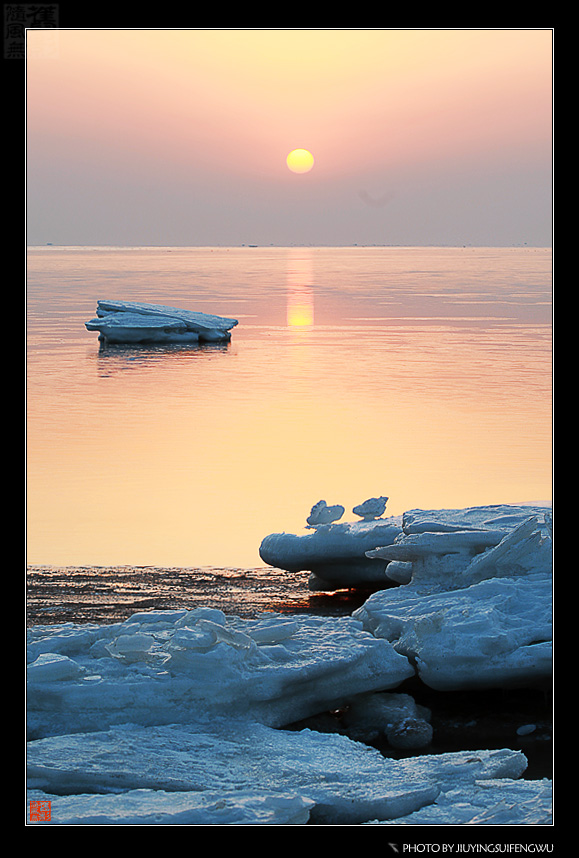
342 691 433 748
27 653 84 683
384 560 413 585
516 724 536 736
353 496 389 521
306 500 345 527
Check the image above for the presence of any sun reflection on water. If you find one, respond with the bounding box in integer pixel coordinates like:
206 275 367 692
287 250 315 328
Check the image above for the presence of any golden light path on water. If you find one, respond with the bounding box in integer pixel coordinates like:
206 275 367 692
26 246 552 569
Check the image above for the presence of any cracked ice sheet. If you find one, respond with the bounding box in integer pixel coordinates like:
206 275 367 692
401 504 552 535
26 719 528 825
27 610 414 739
364 777 552 826
27 788 315 826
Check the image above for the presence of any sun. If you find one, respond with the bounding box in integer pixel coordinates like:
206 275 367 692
286 149 315 174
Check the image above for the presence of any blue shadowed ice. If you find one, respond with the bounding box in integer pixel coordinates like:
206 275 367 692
27 502 552 826
85 300 238 345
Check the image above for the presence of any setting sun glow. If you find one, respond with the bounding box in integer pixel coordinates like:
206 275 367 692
286 149 315 174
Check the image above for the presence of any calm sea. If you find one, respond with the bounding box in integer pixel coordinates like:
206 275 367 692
26 246 552 569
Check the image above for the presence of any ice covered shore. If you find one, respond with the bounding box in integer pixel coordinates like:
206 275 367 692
85 300 238 345
27 503 552 826
354 504 553 692
259 498 551 593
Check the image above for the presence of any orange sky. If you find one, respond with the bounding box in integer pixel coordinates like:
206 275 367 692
26 29 553 246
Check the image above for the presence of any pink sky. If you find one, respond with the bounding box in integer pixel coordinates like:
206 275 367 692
26 29 553 246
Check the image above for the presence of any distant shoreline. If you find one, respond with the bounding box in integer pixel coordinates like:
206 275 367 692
28 243 553 250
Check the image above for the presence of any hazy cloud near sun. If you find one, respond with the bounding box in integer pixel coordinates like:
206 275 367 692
357 189 397 208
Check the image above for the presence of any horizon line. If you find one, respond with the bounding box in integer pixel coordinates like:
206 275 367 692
28 242 553 250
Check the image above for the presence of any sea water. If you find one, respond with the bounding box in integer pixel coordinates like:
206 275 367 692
26 246 552 569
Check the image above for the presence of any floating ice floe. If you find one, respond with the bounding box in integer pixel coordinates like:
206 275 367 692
85 300 238 345
260 496 402 589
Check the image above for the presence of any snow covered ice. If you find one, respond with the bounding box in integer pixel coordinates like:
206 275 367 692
364 778 553 826
353 496 390 521
306 499 345 527
355 504 553 691
85 300 238 345
27 722 529 826
27 503 553 826
27 610 414 737
260 496 403 590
